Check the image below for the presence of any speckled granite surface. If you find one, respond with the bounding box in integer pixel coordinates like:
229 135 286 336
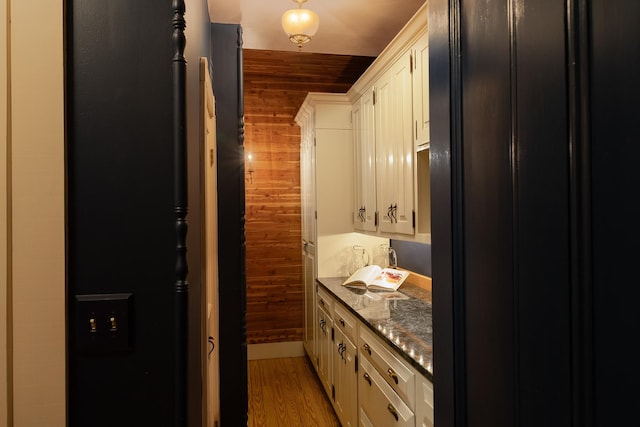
317 277 433 382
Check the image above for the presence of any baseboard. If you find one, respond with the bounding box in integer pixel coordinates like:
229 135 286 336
247 341 305 360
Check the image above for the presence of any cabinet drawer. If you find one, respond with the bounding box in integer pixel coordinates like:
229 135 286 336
359 356 414 427
359 326 415 408
317 287 333 312
333 302 358 343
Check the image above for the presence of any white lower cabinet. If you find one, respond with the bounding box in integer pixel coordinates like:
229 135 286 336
333 326 358 427
317 290 334 398
359 327 416 408
315 286 433 426
416 375 435 427
359 356 415 427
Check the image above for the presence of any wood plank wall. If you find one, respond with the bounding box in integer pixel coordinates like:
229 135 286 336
243 49 374 344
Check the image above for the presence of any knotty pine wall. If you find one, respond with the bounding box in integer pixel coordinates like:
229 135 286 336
243 49 374 344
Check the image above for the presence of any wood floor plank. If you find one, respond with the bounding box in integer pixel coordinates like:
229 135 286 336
248 357 340 427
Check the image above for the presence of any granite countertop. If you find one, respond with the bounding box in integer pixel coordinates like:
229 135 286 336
317 277 433 382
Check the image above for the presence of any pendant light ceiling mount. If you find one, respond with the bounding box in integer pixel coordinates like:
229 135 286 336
282 0 320 50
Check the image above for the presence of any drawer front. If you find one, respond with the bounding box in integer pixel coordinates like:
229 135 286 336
333 301 358 343
359 356 415 427
359 326 415 408
317 287 333 312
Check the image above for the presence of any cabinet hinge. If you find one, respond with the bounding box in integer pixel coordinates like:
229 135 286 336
355 355 358 373
412 210 416 229
373 90 376 106
410 53 414 73
331 385 335 400
331 327 334 341
375 211 379 227
315 210 317 220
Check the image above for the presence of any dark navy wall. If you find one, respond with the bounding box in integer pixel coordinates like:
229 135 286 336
210 23 248 426
430 0 639 426
66 2 176 424
66 1 210 425
391 240 432 277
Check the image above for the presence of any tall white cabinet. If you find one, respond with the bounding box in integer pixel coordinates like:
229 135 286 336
296 93 354 364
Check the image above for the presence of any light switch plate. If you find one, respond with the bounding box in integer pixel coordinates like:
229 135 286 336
74 293 133 354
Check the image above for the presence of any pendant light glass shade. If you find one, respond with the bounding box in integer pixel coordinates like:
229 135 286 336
282 0 319 49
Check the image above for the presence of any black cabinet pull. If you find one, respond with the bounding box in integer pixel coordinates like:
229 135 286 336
387 367 399 384
387 403 399 421
363 372 372 386
207 336 215 358
362 342 372 355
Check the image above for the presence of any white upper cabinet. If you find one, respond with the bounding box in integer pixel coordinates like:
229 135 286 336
413 31 430 148
376 49 415 236
300 111 316 246
348 2 427 241
352 89 377 232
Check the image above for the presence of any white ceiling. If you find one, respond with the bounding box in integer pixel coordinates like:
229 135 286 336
207 0 426 57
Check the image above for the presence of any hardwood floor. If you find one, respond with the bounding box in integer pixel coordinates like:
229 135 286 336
248 357 341 427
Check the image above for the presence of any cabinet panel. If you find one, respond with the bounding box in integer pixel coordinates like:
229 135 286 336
303 246 316 361
413 31 430 148
359 356 415 427
353 90 377 232
334 326 358 427
376 50 415 236
316 128 354 236
300 112 316 246
317 301 333 397
415 376 434 427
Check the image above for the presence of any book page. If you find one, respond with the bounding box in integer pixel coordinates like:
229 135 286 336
342 265 382 287
368 268 410 291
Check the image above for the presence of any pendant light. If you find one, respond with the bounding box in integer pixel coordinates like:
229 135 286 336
282 0 320 50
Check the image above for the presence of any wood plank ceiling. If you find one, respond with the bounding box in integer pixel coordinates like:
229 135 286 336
243 49 374 344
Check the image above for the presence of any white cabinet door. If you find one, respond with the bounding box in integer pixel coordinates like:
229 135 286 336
333 326 358 427
376 50 415 236
413 31 429 148
300 113 316 246
415 375 434 427
353 89 377 232
302 244 316 361
317 299 333 397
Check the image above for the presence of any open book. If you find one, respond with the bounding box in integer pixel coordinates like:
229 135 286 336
342 265 410 292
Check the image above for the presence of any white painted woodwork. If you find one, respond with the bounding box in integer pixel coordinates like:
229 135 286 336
358 356 415 427
6 1 66 424
359 325 416 408
333 325 358 427
347 3 431 243
316 296 334 397
0 0 8 420
416 375 435 427
375 49 415 236
352 89 378 232
296 92 354 276
413 31 430 148
201 57 220 427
